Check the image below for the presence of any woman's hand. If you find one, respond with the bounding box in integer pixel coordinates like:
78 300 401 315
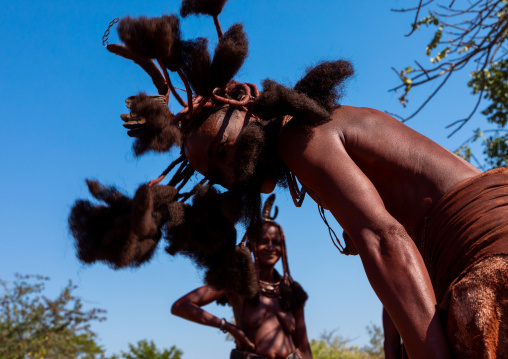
225 322 255 351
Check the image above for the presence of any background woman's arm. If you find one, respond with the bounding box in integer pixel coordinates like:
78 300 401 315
293 307 313 359
171 285 226 327
171 285 255 350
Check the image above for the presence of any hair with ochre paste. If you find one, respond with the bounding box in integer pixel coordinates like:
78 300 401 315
69 0 352 297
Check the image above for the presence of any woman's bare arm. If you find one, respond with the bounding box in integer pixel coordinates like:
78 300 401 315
292 307 313 359
171 285 226 326
171 285 255 350
278 125 450 359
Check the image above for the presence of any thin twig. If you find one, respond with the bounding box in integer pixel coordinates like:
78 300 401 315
445 88 484 137
402 70 454 122
405 0 425 37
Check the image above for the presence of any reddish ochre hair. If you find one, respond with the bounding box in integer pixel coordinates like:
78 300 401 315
69 0 351 297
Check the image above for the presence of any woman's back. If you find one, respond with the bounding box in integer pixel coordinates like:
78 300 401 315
279 105 481 239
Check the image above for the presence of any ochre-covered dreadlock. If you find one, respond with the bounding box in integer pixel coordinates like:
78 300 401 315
68 180 177 269
69 0 354 298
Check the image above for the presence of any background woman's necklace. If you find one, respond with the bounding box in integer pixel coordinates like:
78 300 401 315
258 279 280 298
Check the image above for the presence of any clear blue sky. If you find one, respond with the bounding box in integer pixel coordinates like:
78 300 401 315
0 1 484 358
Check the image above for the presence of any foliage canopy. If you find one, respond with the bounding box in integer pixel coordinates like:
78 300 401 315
110 339 183 359
0 274 106 359
309 326 384 359
392 0 508 168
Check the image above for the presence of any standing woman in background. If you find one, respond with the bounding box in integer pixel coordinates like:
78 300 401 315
171 195 312 359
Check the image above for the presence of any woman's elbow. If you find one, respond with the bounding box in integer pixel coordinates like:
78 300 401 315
171 299 185 316
358 222 408 256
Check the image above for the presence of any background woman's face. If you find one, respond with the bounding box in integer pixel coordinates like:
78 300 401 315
256 224 282 268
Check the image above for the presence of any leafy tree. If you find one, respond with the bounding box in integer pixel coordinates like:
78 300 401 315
391 0 508 168
0 274 107 359
110 339 183 359
362 324 384 359
310 326 384 359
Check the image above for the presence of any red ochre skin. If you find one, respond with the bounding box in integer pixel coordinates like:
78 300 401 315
171 223 312 359
184 105 482 359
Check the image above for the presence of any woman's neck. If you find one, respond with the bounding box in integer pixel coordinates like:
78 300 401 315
258 267 276 282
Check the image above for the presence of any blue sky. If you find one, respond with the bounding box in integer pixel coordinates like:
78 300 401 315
0 1 486 358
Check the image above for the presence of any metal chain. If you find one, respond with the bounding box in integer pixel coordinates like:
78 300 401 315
102 18 119 47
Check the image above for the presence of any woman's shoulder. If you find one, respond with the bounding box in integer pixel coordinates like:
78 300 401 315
276 111 344 170
278 105 368 143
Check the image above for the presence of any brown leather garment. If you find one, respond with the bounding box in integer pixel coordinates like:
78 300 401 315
418 168 508 308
